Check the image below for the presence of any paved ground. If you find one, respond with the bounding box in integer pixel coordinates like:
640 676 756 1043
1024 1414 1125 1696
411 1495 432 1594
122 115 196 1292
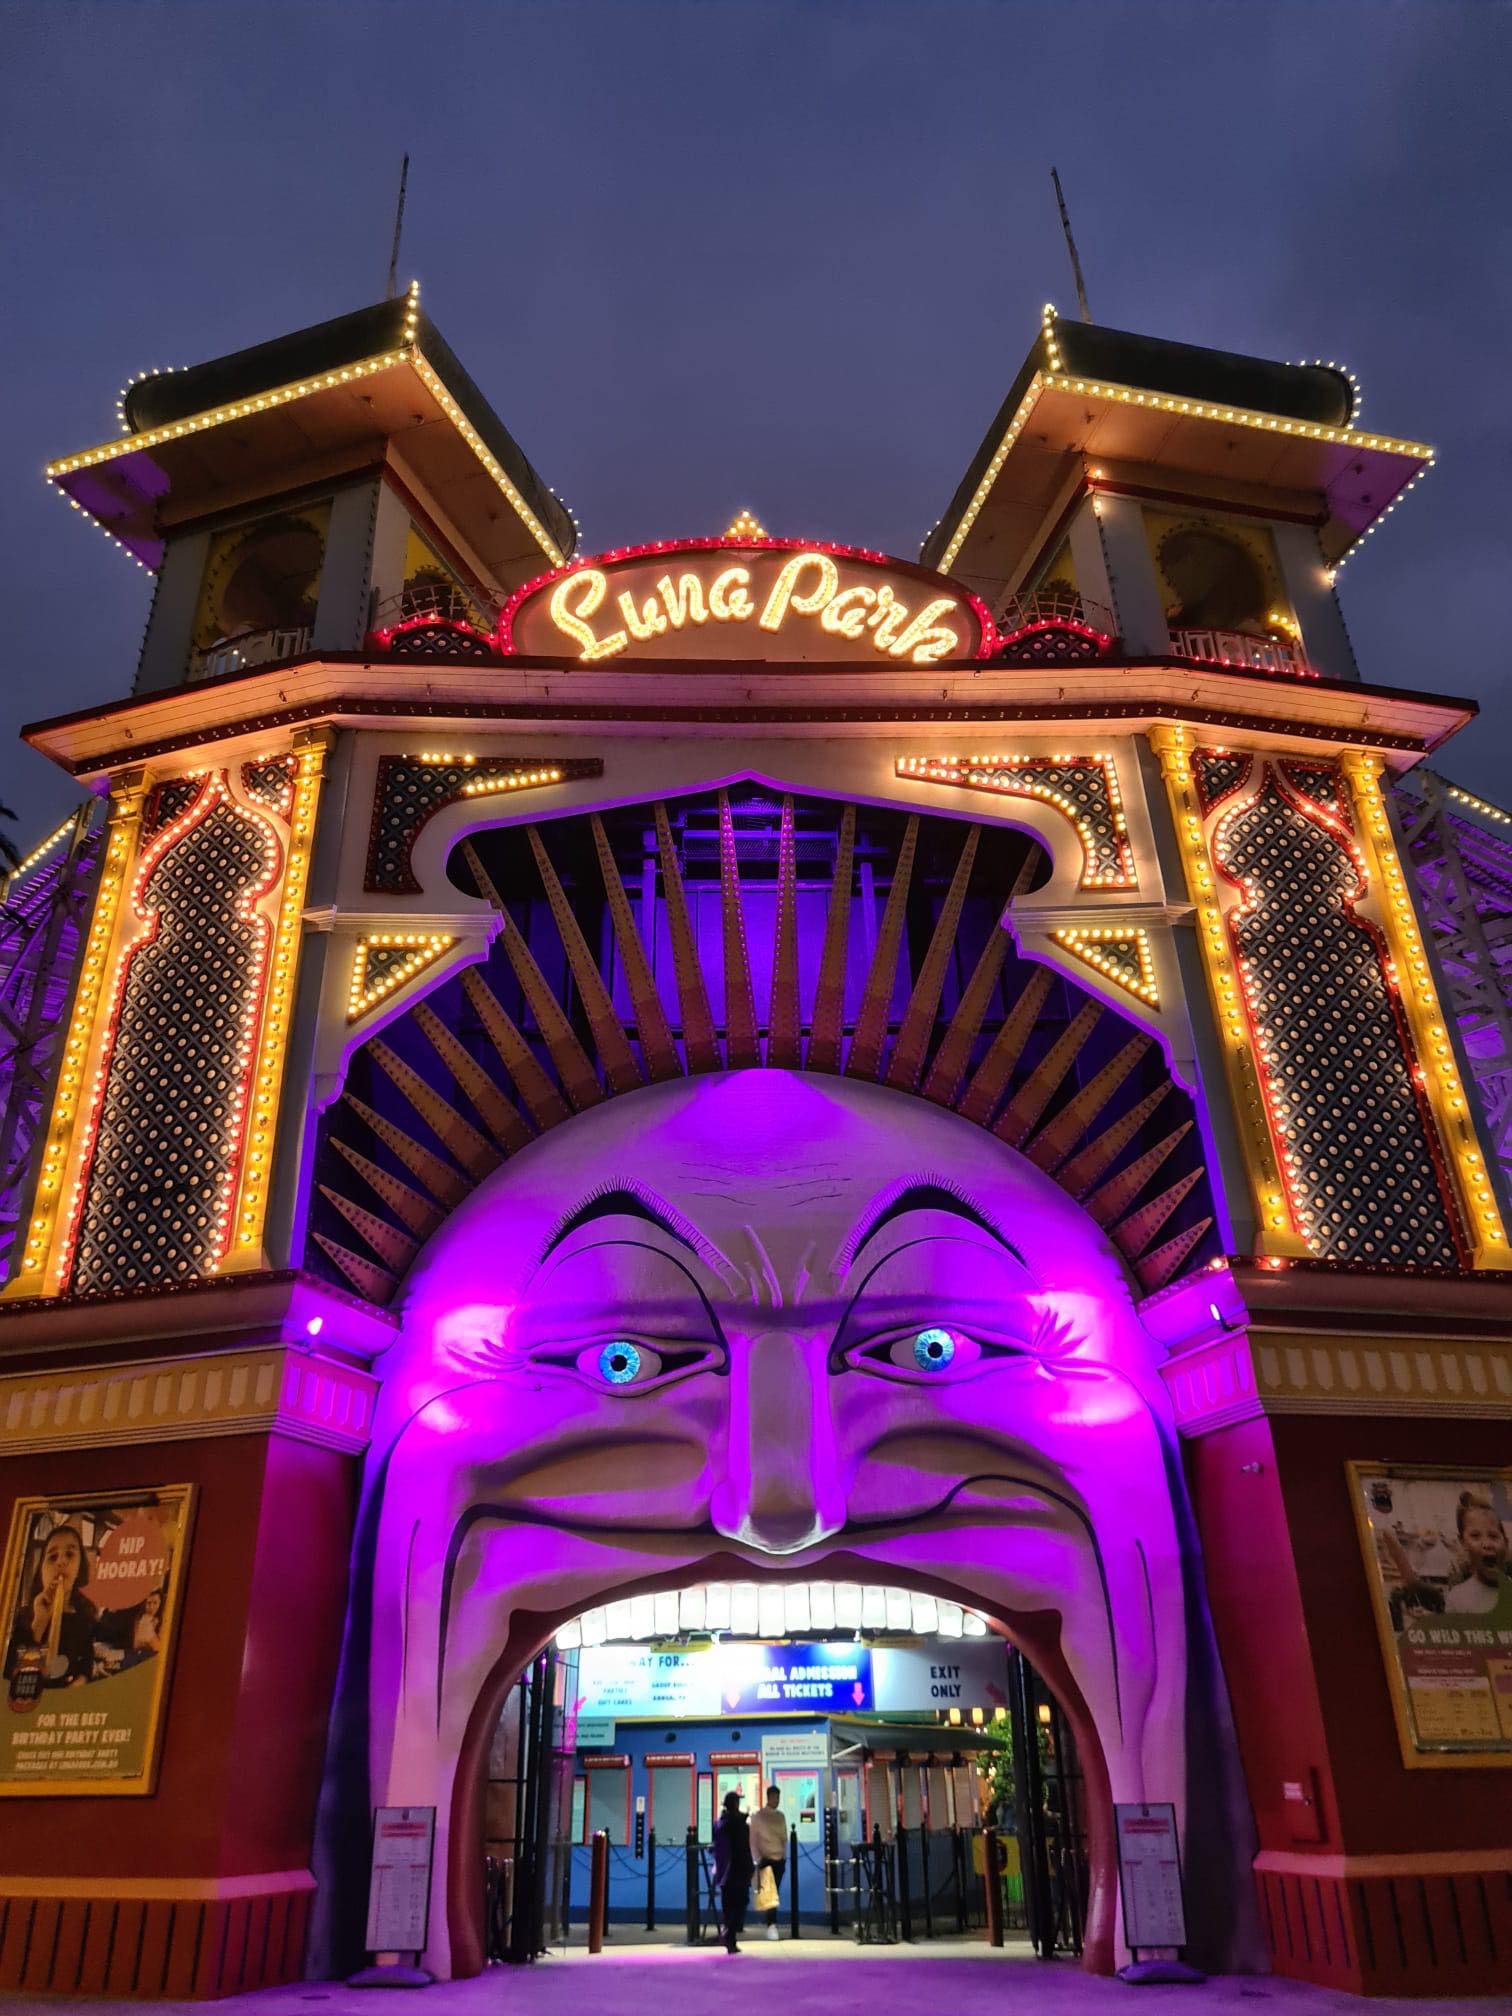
7 1942 1509 2016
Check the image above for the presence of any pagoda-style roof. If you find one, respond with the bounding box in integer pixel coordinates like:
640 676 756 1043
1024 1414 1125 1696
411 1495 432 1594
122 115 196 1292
46 288 576 590
921 308 1434 605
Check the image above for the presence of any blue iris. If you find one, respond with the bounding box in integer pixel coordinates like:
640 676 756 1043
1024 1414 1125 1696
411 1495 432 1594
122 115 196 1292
913 1327 956 1372
598 1341 642 1386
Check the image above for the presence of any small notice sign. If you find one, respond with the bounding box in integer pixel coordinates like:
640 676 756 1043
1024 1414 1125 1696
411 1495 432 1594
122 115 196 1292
365 1806 435 1954
1114 1802 1187 1950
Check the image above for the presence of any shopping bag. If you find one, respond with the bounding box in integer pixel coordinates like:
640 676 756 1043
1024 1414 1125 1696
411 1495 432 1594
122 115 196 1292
754 1864 778 1912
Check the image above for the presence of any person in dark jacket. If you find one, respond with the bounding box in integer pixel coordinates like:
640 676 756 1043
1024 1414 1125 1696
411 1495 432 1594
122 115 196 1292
711 1789 754 1953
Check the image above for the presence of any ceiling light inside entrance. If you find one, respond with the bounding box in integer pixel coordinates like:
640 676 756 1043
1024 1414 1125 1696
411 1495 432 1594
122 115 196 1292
555 1581 992 1650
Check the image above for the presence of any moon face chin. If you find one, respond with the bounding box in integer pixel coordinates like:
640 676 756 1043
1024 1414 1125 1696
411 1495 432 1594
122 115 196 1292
366 1074 1199 1977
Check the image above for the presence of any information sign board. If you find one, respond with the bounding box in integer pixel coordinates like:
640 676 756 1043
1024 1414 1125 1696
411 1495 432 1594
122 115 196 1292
365 1806 435 1954
1113 1802 1187 1951
761 1728 831 1772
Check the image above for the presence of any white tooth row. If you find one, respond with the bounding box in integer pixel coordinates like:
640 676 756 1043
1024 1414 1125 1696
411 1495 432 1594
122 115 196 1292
555 1582 991 1649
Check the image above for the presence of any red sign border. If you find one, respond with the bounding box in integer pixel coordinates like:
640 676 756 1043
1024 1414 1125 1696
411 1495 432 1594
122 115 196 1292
497 537 999 661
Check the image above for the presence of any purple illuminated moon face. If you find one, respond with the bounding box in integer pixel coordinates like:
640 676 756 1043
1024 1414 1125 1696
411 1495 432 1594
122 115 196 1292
367 1072 1193 1973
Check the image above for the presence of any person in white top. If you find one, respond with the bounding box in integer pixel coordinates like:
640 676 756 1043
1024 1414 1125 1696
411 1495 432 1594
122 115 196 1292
748 1786 789 1940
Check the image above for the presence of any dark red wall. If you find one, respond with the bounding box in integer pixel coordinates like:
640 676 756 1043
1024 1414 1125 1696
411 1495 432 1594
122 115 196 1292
0 1430 357 1884
1270 1412 1511 1854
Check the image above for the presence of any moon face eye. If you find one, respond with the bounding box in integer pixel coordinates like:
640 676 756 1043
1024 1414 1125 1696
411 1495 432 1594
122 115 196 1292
598 1341 643 1386
912 1326 956 1372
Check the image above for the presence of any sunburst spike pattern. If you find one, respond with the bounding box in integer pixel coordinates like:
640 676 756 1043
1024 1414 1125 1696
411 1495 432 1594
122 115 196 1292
313 1231 397 1303
1113 1166 1206 1261
1135 1216 1214 1294
994 1001 1103 1148
806 803 856 1073
921 922 1011 1108
920 828 1038 1109
528 826 643 1096
1084 1120 1194 1228
956 966 1054 1125
886 826 979 1093
313 788 1218 1308
848 816 919 1080
465 839 602 1111
590 813 681 1082
719 792 761 1068
768 797 802 1068
460 969 572 1131
330 1135 442 1239
413 1003 533 1154
1024 1034 1149 1174
341 1093 470 1208
654 802 720 1074
319 1185 419 1274
369 1039 500 1182
1056 1083 1173 1200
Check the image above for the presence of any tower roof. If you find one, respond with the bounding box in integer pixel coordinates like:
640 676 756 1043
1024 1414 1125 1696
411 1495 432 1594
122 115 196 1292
46 288 576 588
922 308 1434 603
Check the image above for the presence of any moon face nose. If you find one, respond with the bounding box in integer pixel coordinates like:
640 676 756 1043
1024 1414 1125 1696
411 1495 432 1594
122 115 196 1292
710 1329 845 1555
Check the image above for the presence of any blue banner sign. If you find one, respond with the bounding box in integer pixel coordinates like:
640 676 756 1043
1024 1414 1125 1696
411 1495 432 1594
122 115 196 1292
575 1640 874 1719
718 1641 872 1714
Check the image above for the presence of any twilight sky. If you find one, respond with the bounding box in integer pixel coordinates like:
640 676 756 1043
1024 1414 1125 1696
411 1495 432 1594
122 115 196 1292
2 0 1509 841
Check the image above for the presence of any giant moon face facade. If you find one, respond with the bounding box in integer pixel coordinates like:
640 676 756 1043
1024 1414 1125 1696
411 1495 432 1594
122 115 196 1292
366 1072 1204 1971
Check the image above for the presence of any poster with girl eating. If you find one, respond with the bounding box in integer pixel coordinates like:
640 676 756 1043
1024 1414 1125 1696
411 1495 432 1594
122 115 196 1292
1 1484 194 1795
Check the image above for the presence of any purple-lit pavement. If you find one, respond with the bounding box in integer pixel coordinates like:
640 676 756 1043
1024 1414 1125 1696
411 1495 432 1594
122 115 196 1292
8 1947 1507 2016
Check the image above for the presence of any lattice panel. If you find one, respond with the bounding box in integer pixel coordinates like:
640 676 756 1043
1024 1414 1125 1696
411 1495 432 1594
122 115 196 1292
896 754 1134 888
141 777 201 837
71 795 278 1291
1191 751 1251 816
1215 769 1462 1268
241 756 295 818
1051 927 1158 1006
366 754 605 894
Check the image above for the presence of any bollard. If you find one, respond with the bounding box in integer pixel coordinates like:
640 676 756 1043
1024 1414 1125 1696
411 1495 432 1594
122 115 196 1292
825 1807 841 1937
789 1829 800 1940
646 1827 657 1930
895 1822 913 1942
984 1827 1004 1947
920 1826 933 1941
587 1830 609 1954
685 1825 700 1945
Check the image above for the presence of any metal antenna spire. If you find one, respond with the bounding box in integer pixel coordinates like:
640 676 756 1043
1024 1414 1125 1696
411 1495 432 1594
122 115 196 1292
385 153 410 300
1051 166 1092 324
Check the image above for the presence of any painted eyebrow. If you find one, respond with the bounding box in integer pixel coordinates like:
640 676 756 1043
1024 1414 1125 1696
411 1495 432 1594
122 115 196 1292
538 1184 723 1272
842 1181 1025 1272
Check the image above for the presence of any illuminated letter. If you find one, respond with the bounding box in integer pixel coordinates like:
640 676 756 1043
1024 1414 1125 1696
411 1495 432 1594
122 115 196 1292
867 584 912 652
550 570 627 661
619 592 669 641
709 566 754 622
904 624 960 664
657 574 709 630
889 598 961 662
759 552 839 633
820 584 877 640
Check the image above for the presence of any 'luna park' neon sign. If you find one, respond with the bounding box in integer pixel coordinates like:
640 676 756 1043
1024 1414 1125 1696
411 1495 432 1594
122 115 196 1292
500 539 995 666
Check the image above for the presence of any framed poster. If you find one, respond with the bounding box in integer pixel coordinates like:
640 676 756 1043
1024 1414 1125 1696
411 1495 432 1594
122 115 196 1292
1 1484 195 1796
364 1806 435 1954
1114 1802 1187 1951
1348 1461 1512 1768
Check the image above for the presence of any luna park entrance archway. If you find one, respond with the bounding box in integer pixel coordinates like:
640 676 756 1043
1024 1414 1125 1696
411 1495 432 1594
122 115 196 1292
482 1578 1093 1965
342 1066 1259 1981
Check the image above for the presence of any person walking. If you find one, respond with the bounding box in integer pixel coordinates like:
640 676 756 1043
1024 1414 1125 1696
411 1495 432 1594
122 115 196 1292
712 1789 754 1954
749 1785 789 1941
